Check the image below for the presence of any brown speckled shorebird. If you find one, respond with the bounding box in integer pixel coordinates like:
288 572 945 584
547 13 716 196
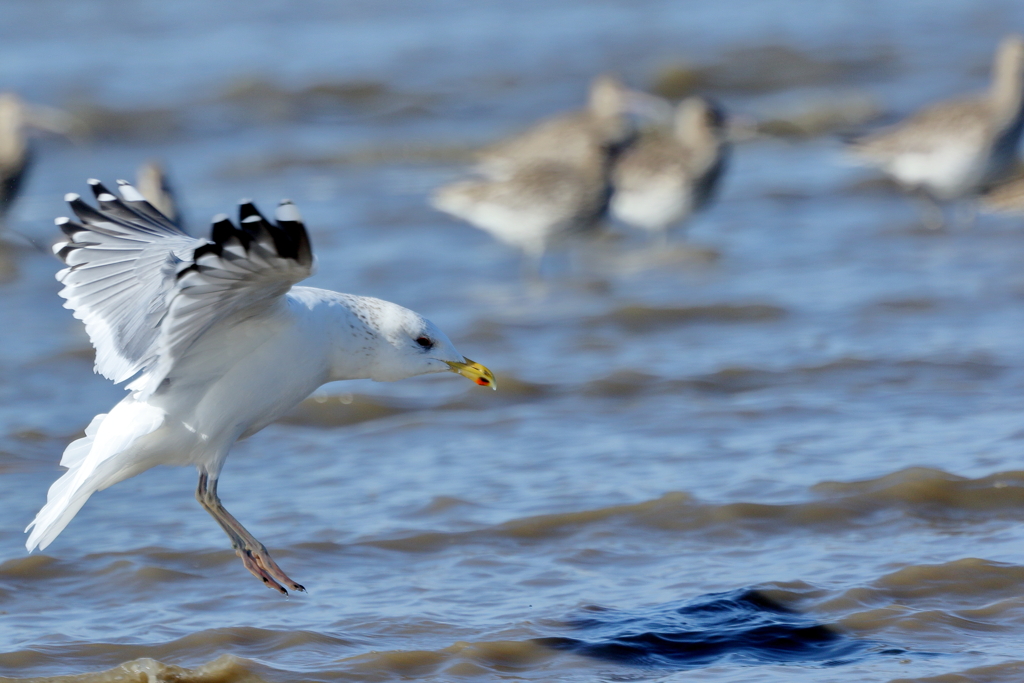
981 172 1024 214
610 96 730 243
136 160 182 228
851 35 1024 192
0 92 76 233
434 75 663 273
474 75 642 179
0 94 33 231
847 35 1024 228
432 156 611 272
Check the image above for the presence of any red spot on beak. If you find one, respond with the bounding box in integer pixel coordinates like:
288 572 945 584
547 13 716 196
475 378 489 386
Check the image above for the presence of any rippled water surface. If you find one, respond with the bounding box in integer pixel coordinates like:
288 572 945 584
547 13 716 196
4 1 1024 681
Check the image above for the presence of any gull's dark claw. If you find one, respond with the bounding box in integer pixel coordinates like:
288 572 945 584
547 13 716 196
196 471 306 596
248 544 304 594
238 547 289 595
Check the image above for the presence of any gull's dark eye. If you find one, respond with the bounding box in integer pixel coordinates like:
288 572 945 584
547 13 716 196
415 336 433 349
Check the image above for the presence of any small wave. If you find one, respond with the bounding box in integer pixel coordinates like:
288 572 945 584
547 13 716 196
217 144 477 179
582 356 1002 398
340 639 557 679
651 44 895 98
0 629 360 682
363 468 1024 552
19 638 559 682
754 559 1024 653
279 376 554 428
537 589 889 668
0 550 285 595
0 556 68 581
0 654 270 683
756 93 883 139
817 558 1024 635
873 299 938 312
886 660 1024 683
277 356 1003 428
279 396 411 428
586 303 786 333
812 468 1024 518
65 101 182 142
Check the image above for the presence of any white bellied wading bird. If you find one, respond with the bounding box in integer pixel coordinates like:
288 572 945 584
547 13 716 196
0 93 33 230
136 160 181 227
431 157 612 273
611 96 730 242
433 75 663 273
474 75 648 178
981 173 1024 214
846 35 1024 228
0 92 76 231
26 180 496 594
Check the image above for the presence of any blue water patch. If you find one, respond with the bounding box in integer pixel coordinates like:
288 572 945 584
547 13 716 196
537 589 901 669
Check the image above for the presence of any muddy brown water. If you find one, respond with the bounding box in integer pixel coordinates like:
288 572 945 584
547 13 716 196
4 1 1024 681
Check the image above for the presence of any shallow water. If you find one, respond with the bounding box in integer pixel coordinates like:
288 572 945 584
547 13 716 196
4 1 1024 681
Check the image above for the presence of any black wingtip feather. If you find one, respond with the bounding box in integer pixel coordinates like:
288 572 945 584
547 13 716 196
177 198 313 281
182 199 313 276
191 242 222 263
211 215 243 248
61 179 187 239
56 244 76 262
88 180 114 199
68 195 107 225
273 200 311 266
57 218 89 239
238 201 264 222
118 190 182 232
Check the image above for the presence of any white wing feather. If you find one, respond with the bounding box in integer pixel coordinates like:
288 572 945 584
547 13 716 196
55 179 314 400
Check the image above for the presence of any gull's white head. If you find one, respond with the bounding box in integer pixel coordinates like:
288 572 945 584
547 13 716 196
335 295 495 389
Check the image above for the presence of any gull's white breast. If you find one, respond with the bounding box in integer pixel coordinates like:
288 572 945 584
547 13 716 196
146 289 335 469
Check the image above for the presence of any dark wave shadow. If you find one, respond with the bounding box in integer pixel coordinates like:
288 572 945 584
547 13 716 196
537 589 901 669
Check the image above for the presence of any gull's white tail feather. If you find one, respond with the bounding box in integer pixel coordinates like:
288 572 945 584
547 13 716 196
26 399 165 551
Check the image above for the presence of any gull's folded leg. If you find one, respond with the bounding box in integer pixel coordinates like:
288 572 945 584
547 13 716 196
196 471 305 595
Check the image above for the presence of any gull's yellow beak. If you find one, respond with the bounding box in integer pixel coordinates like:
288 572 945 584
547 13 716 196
445 358 497 390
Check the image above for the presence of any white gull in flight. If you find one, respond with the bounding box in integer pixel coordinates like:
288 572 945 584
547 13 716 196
26 179 495 594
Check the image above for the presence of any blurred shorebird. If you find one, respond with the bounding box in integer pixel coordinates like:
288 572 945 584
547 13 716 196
432 157 611 273
26 179 495 594
433 75 664 273
136 161 181 228
610 96 730 243
0 92 76 233
474 75 654 178
0 94 34 232
847 35 1024 228
981 172 1024 214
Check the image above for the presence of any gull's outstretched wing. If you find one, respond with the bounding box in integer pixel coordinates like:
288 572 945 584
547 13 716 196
55 179 314 399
